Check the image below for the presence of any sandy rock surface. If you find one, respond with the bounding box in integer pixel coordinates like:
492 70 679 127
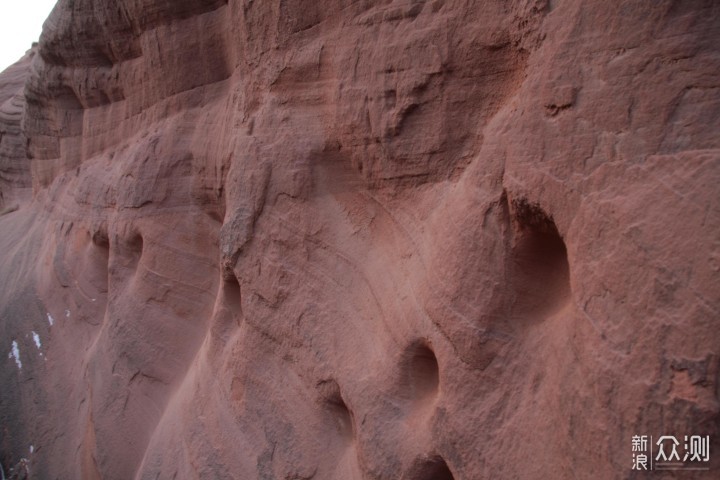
1 0 719 478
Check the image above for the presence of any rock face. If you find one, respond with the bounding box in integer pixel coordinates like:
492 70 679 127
1 0 719 478
0 48 35 207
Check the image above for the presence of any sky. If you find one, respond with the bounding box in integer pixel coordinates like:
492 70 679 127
0 0 58 73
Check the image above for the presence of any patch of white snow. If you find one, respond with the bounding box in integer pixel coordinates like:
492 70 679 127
10 341 21 369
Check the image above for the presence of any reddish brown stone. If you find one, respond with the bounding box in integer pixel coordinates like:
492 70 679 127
1 1 719 478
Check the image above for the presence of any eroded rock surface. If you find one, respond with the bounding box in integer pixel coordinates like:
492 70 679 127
1 0 719 478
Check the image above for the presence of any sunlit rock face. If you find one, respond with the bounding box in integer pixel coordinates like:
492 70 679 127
1 1 719 478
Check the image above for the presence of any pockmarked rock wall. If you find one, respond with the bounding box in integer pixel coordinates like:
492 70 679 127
1 0 719 478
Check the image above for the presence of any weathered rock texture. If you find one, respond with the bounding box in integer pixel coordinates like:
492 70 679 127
1 0 719 478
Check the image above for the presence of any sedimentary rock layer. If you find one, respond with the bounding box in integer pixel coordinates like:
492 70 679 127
1 0 719 478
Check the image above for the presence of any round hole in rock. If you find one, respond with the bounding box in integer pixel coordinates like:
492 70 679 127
411 456 455 480
403 341 440 401
509 198 570 321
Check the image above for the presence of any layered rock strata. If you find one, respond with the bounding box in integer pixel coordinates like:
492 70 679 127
1 1 719 478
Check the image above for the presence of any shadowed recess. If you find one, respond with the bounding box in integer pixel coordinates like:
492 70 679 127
410 456 455 480
88 229 110 293
126 231 144 271
402 341 440 402
509 198 570 322
317 379 354 441
222 274 242 325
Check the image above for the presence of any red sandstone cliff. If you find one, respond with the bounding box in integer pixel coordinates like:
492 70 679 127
1 1 719 479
